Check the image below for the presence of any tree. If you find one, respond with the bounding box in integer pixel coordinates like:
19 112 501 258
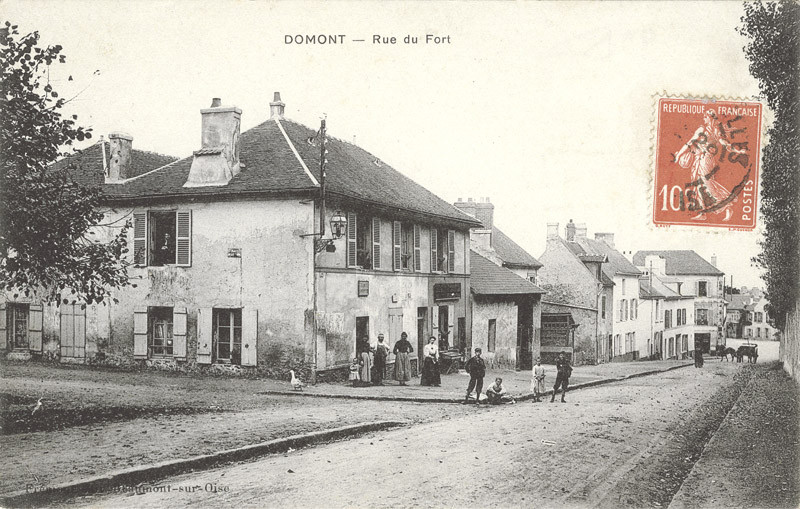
0 22 130 305
739 1 800 329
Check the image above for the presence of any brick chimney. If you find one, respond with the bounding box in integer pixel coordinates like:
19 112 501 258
453 197 477 219
595 232 615 248
546 222 560 240
270 92 285 119
106 132 133 183
474 197 494 229
184 98 242 187
565 219 576 241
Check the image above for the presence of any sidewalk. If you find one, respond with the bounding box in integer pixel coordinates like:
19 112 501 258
263 359 694 402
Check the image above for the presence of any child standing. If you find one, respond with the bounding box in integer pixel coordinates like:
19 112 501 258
349 357 361 387
531 357 546 402
464 348 486 404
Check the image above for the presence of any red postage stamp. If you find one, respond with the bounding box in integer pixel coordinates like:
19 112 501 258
653 97 762 229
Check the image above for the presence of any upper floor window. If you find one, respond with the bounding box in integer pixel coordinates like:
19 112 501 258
601 295 607 319
430 227 453 273
621 279 626 295
697 281 708 297
348 213 381 270
631 299 638 320
754 312 763 323
133 210 192 267
696 308 709 326
664 309 672 329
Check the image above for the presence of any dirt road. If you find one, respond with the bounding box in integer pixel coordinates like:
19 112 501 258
66 362 758 508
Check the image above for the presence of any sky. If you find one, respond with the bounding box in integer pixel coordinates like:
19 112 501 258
4 1 771 288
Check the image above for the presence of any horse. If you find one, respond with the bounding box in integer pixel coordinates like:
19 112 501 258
718 347 736 361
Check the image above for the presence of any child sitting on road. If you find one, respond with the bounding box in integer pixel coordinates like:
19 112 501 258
486 377 515 405
349 358 361 387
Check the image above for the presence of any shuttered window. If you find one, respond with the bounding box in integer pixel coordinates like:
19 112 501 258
372 217 381 270
28 304 43 352
173 307 187 360
133 306 148 359
241 309 258 366
392 221 402 271
413 224 421 271
447 230 455 273
347 212 358 267
430 227 438 272
176 210 192 267
197 307 213 364
133 212 148 266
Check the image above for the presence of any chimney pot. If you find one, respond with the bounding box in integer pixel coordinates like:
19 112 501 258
270 91 286 119
211 98 222 108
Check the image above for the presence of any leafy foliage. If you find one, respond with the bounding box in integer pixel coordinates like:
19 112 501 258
739 2 800 329
0 22 130 305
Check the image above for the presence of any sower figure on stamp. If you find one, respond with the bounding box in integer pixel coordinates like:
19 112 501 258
464 348 486 404
674 109 748 221
550 351 573 403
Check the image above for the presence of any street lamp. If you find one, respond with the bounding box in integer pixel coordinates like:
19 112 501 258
302 209 348 253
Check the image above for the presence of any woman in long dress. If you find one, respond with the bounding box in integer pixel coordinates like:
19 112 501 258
673 109 747 221
420 336 441 387
357 336 372 387
393 332 413 386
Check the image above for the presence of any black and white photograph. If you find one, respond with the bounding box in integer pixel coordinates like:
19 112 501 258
1 1 798 507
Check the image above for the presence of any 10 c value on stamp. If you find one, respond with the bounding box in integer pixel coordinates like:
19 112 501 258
653 97 762 230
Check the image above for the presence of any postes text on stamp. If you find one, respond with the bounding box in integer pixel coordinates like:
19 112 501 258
653 97 762 229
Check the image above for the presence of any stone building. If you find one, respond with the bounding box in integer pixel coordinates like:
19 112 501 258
1 93 480 380
633 250 726 354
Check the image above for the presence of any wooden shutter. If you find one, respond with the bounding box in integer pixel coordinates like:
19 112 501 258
432 306 439 335
196 307 212 364
241 308 258 366
447 305 455 340
347 212 357 267
430 228 438 272
173 307 187 360
133 306 148 359
133 212 148 266
176 210 192 267
371 217 381 270
447 230 455 273
28 304 43 352
74 305 86 358
413 224 421 272
0 303 6 350
392 221 402 271
60 304 74 358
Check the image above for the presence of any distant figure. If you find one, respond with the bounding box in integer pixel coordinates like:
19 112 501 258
486 377 515 405
420 336 441 386
531 358 546 403
550 351 572 403
694 347 704 368
393 332 413 385
373 334 389 386
464 348 486 404
349 358 361 387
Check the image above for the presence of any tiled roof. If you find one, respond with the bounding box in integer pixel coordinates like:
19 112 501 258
727 294 752 310
470 251 546 296
632 250 724 276
492 228 542 269
639 275 682 299
49 143 178 187
66 117 479 228
573 237 641 280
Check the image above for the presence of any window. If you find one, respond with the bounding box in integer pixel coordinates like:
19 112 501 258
349 214 380 269
696 308 709 326
623 300 629 321
697 281 708 297
431 228 452 273
665 309 672 329
601 295 607 319
614 334 621 356
6 303 29 349
133 210 192 267
214 308 242 364
631 299 637 320
400 222 414 270
756 327 761 338
655 300 660 317
487 319 496 353
754 312 763 323
149 307 173 356
621 279 626 296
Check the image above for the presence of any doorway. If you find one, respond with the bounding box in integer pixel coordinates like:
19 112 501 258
517 301 533 370
437 305 450 350
417 307 427 357
355 316 369 354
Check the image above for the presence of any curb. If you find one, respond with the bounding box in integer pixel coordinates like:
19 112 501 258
258 363 695 403
0 421 403 508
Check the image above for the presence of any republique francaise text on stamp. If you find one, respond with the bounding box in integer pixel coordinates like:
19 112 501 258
653 97 762 229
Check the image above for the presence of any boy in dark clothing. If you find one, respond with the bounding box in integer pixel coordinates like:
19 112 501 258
464 348 486 404
550 351 573 403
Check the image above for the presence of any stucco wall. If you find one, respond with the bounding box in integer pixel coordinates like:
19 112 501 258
76 198 315 369
471 296 517 369
537 238 599 309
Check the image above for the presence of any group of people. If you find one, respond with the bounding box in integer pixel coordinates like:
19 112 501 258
463 349 573 404
349 331 418 387
349 333 574 404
